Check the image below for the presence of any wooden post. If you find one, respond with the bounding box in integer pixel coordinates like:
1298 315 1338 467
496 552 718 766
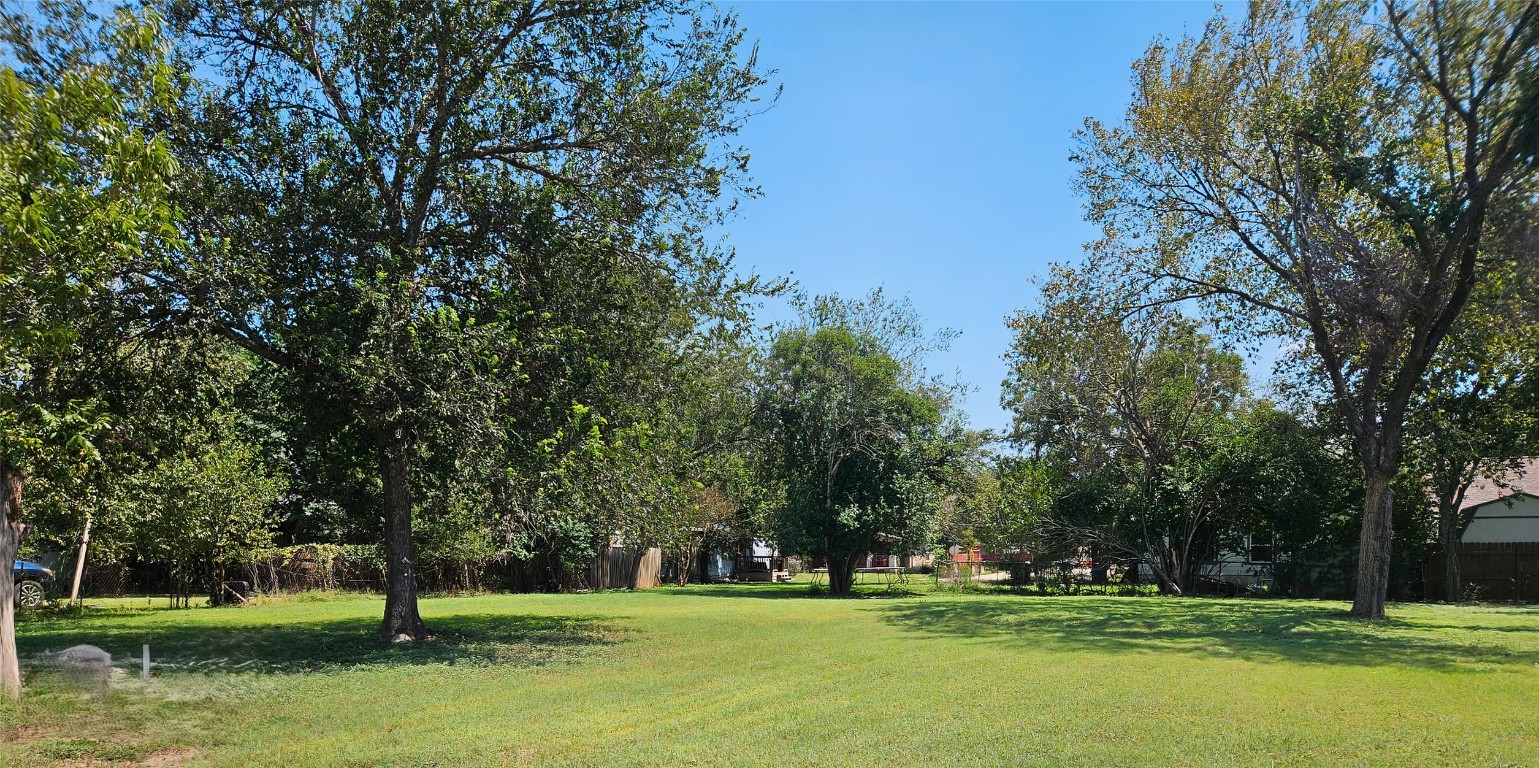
142 644 149 681
68 517 91 606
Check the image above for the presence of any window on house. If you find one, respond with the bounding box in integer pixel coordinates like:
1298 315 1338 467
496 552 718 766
1247 532 1273 563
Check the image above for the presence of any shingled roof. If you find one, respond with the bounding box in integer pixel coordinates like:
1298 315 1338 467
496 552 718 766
1460 458 1539 512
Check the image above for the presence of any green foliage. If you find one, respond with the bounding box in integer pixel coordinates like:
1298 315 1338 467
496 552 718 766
18 339 275 560
948 453 1055 560
0 2 179 473
1206 407 1359 550
1400 250 1539 600
1003 274 1365 595
756 292 965 593
0 0 181 697
1068 0 1539 614
154 0 778 619
125 429 284 606
1004 290 1254 590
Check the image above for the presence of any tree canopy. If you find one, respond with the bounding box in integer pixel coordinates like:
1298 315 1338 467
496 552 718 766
1070 0 1539 617
756 291 964 595
160 0 774 638
0 1 179 699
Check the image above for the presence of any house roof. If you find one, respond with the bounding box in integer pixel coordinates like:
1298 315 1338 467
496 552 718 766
1460 458 1539 512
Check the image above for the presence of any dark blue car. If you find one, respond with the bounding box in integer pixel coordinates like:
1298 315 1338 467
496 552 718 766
12 560 53 608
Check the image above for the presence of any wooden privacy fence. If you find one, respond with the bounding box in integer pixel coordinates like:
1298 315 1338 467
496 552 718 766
1425 542 1539 602
586 546 662 590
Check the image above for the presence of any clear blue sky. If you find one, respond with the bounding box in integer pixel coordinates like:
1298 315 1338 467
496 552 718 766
721 1 1234 435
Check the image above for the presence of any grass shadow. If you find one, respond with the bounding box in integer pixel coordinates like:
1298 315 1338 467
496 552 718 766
16 611 624 674
661 579 928 600
661 583 813 599
873 596 1539 670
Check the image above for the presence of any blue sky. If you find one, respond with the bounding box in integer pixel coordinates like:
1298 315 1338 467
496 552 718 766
720 1 1234 435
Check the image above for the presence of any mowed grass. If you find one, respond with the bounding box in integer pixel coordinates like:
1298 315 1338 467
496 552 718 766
3 584 1538 767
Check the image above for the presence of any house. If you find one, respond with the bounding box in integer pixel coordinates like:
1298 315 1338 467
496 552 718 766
1453 458 1539 542
661 539 795 584
1425 458 1539 601
1196 533 1276 591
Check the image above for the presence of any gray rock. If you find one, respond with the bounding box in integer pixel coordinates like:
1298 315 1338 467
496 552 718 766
55 644 112 690
56 644 112 663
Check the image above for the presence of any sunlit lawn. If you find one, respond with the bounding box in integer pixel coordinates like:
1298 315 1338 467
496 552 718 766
3 584 1537 767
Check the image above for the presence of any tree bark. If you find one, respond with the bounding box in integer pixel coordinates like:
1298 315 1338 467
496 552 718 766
676 554 690 587
1 463 28 700
1144 541 1183 596
1350 467 1396 619
1438 496 1461 603
376 427 427 641
827 553 859 596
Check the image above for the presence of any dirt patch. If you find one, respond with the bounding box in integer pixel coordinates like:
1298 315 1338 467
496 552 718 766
1 723 59 742
47 747 195 768
139 747 197 766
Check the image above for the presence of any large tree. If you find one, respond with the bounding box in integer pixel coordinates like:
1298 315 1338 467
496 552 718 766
1004 290 1248 593
0 3 178 698
638 329 769 586
1072 0 1539 617
162 0 769 638
756 291 963 596
1404 254 1539 602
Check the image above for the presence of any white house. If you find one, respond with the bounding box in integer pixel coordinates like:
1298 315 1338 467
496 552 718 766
1199 533 1275 589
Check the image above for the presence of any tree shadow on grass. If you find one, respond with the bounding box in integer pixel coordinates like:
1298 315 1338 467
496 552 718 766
873 597 1539 670
660 583 811 599
662 581 926 600
17 612 625 674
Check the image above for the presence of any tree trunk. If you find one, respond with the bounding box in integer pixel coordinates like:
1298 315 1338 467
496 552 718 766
1146 541 1183 596
1 463 28 700
1438 497 1461 603
1350 467 1395 619
827 553 860 596
1432 462 1479 604
376 428 427 641
676 551 691 587
1152 565 1183 596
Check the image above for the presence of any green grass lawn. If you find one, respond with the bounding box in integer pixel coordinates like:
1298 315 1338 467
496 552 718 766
3 584 1537 767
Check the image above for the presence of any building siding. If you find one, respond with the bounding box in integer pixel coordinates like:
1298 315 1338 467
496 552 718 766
1462 494 1539 543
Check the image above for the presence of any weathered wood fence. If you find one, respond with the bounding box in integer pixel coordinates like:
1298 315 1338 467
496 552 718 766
1425 542 1539 602
586 546 662 590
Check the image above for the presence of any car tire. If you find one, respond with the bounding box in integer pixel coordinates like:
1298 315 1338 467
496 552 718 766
15 579 44 609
